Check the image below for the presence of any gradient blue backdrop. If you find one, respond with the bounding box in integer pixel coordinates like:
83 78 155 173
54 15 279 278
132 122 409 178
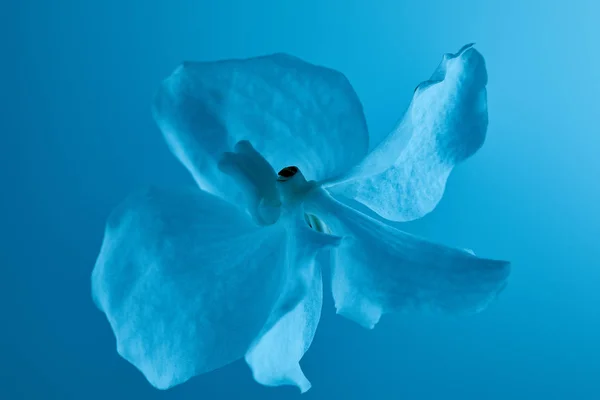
3 0 599 399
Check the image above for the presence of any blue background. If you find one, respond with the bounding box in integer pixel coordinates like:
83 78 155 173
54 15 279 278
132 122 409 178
3 0 599 399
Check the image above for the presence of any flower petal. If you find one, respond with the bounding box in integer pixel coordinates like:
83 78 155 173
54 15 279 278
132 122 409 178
217 140 281 225
245 219 341 393
92 187 342 391
91 186 288 389
327 44 489 222
306 188 510 329
153 53 369 205
245 285 320 394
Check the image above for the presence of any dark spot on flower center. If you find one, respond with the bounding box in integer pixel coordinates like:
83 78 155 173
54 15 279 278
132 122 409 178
277 166 298 180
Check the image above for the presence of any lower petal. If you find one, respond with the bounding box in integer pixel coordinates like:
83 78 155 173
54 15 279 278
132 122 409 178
91 186 287 389
305 188 510 329
245 262 322 393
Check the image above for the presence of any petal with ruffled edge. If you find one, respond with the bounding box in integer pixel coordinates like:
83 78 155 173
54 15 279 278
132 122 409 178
327 44 489 222
91 186 291 389
91 186 342 391
153 53 369 209
305 188 510 329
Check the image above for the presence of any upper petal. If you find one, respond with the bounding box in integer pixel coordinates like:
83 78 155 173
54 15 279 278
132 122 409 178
153 53 369 205
305 188 510 329
91 186 287 389
327 44 489 222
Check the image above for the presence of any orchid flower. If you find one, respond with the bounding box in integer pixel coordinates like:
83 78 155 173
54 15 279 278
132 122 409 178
91 43 510 393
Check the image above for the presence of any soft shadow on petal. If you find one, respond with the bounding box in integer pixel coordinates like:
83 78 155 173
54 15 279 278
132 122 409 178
153 53 369 206
245 218 342 393
218 140 281 225
306 188 510 329
91 186 287 389
327 44 489 222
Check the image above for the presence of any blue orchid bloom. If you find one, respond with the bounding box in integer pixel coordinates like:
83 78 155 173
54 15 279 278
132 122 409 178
91 43 510 393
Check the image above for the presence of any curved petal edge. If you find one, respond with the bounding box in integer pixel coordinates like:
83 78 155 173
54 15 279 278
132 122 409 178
305 187 510 329
328 44 489 222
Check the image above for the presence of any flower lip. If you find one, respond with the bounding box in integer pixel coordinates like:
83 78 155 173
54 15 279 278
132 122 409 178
277 166 299 181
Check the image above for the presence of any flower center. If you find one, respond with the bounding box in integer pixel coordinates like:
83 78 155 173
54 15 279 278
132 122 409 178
276 165 316 204
277 166 299 180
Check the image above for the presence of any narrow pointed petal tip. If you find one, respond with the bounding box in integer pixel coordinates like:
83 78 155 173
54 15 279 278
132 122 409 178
300 382 312 394
249 364 313 394
458 42 476 54
335 298 382 330
296 371 312 394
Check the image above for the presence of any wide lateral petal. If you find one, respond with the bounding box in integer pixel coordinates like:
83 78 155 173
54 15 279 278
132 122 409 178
306 188 510 329
92 186 287 389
